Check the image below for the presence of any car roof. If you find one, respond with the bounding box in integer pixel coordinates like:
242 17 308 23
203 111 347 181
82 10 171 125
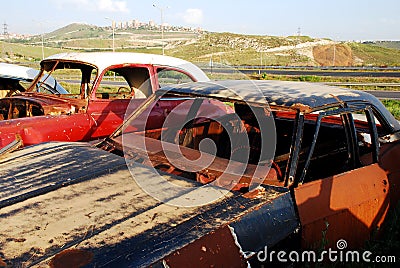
160 80 379 110
160 80 400 131
0 63 68 94
0 62 39 81
42 52 210 82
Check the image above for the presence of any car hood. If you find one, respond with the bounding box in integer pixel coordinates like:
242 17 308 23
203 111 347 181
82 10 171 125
1 92 86 115
0 142 298 267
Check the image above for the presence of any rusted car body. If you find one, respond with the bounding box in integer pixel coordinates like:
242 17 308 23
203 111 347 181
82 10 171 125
0 142 298 267
0 62 68 98
0 52 209 147
1 80 399 267
101 80 400 249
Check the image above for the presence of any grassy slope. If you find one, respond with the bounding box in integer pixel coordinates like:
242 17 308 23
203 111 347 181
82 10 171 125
1 41 70 62
169 33 400 67
167 32 314 65
32 23 106 41
349 43 400 66
366 41 400 50
4 23 400 66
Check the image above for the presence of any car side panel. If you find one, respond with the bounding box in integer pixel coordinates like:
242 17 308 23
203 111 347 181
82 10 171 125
86 99 137 140
379 140 400 207
0 114 91 147
294 164 389 248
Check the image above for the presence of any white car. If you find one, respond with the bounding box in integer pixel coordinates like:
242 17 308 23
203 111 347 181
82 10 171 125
0 62 68 98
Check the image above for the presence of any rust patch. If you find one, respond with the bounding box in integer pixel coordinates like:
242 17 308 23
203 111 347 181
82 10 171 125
0 134 23 159
290 103 312 113
162 226 247 267
49 249 93 268
295 164 389 248
243 187 266 199
379 142 400 207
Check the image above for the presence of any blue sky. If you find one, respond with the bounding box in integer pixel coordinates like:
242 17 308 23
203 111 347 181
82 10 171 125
2 0 400 40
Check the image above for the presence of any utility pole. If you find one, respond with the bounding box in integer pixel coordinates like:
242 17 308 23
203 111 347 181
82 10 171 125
41 33 44 60
105 17 115 52
332 42 336 66
33 20 45 59
1 22 8 59
3 22 9 38
292 27 301 64
209 43 213 74
296 27 301 48
153 4 169 55
39 22 44 59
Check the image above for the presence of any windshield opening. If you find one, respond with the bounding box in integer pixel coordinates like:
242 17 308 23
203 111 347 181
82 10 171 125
31 61 98 97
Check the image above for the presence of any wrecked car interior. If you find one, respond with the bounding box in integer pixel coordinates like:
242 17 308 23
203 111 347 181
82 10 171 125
103 84 390 189
1 79 400 267
0 62 149 120
99 80 400 249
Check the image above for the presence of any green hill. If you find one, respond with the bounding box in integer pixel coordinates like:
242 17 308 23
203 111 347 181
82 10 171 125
0 41 71 63
363 41 400 50
167 32 318 66
167 32 400 67
348 42 400 66
45 23 104 40
23 23 197 52
3 23 400 67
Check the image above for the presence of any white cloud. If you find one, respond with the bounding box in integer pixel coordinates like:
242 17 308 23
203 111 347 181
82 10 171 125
51 0 87 8
51 0 129 13
182 9 203 25
379 18 397 25
98 0 129 13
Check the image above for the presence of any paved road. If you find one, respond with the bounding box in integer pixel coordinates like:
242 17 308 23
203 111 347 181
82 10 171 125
204 67 400 78
60 79 400 100
364 90 400 100
258 69 400 78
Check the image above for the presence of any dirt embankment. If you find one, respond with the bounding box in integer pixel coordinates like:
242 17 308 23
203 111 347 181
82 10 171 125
313 44 354 66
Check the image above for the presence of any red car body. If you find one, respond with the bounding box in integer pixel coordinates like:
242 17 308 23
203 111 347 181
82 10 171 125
0 52 209 147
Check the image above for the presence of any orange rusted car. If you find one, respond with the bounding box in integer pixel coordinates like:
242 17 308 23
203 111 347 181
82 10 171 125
102 80 400 251
1 80 399 267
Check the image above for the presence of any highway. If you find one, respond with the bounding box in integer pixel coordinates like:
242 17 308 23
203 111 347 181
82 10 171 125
60 77 400 100
202 67 400 78
257 69 400 78
363 90 400 100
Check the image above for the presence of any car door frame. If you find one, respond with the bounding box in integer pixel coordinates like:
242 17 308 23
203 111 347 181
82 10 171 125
86 64 157 140
286 105 390 248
